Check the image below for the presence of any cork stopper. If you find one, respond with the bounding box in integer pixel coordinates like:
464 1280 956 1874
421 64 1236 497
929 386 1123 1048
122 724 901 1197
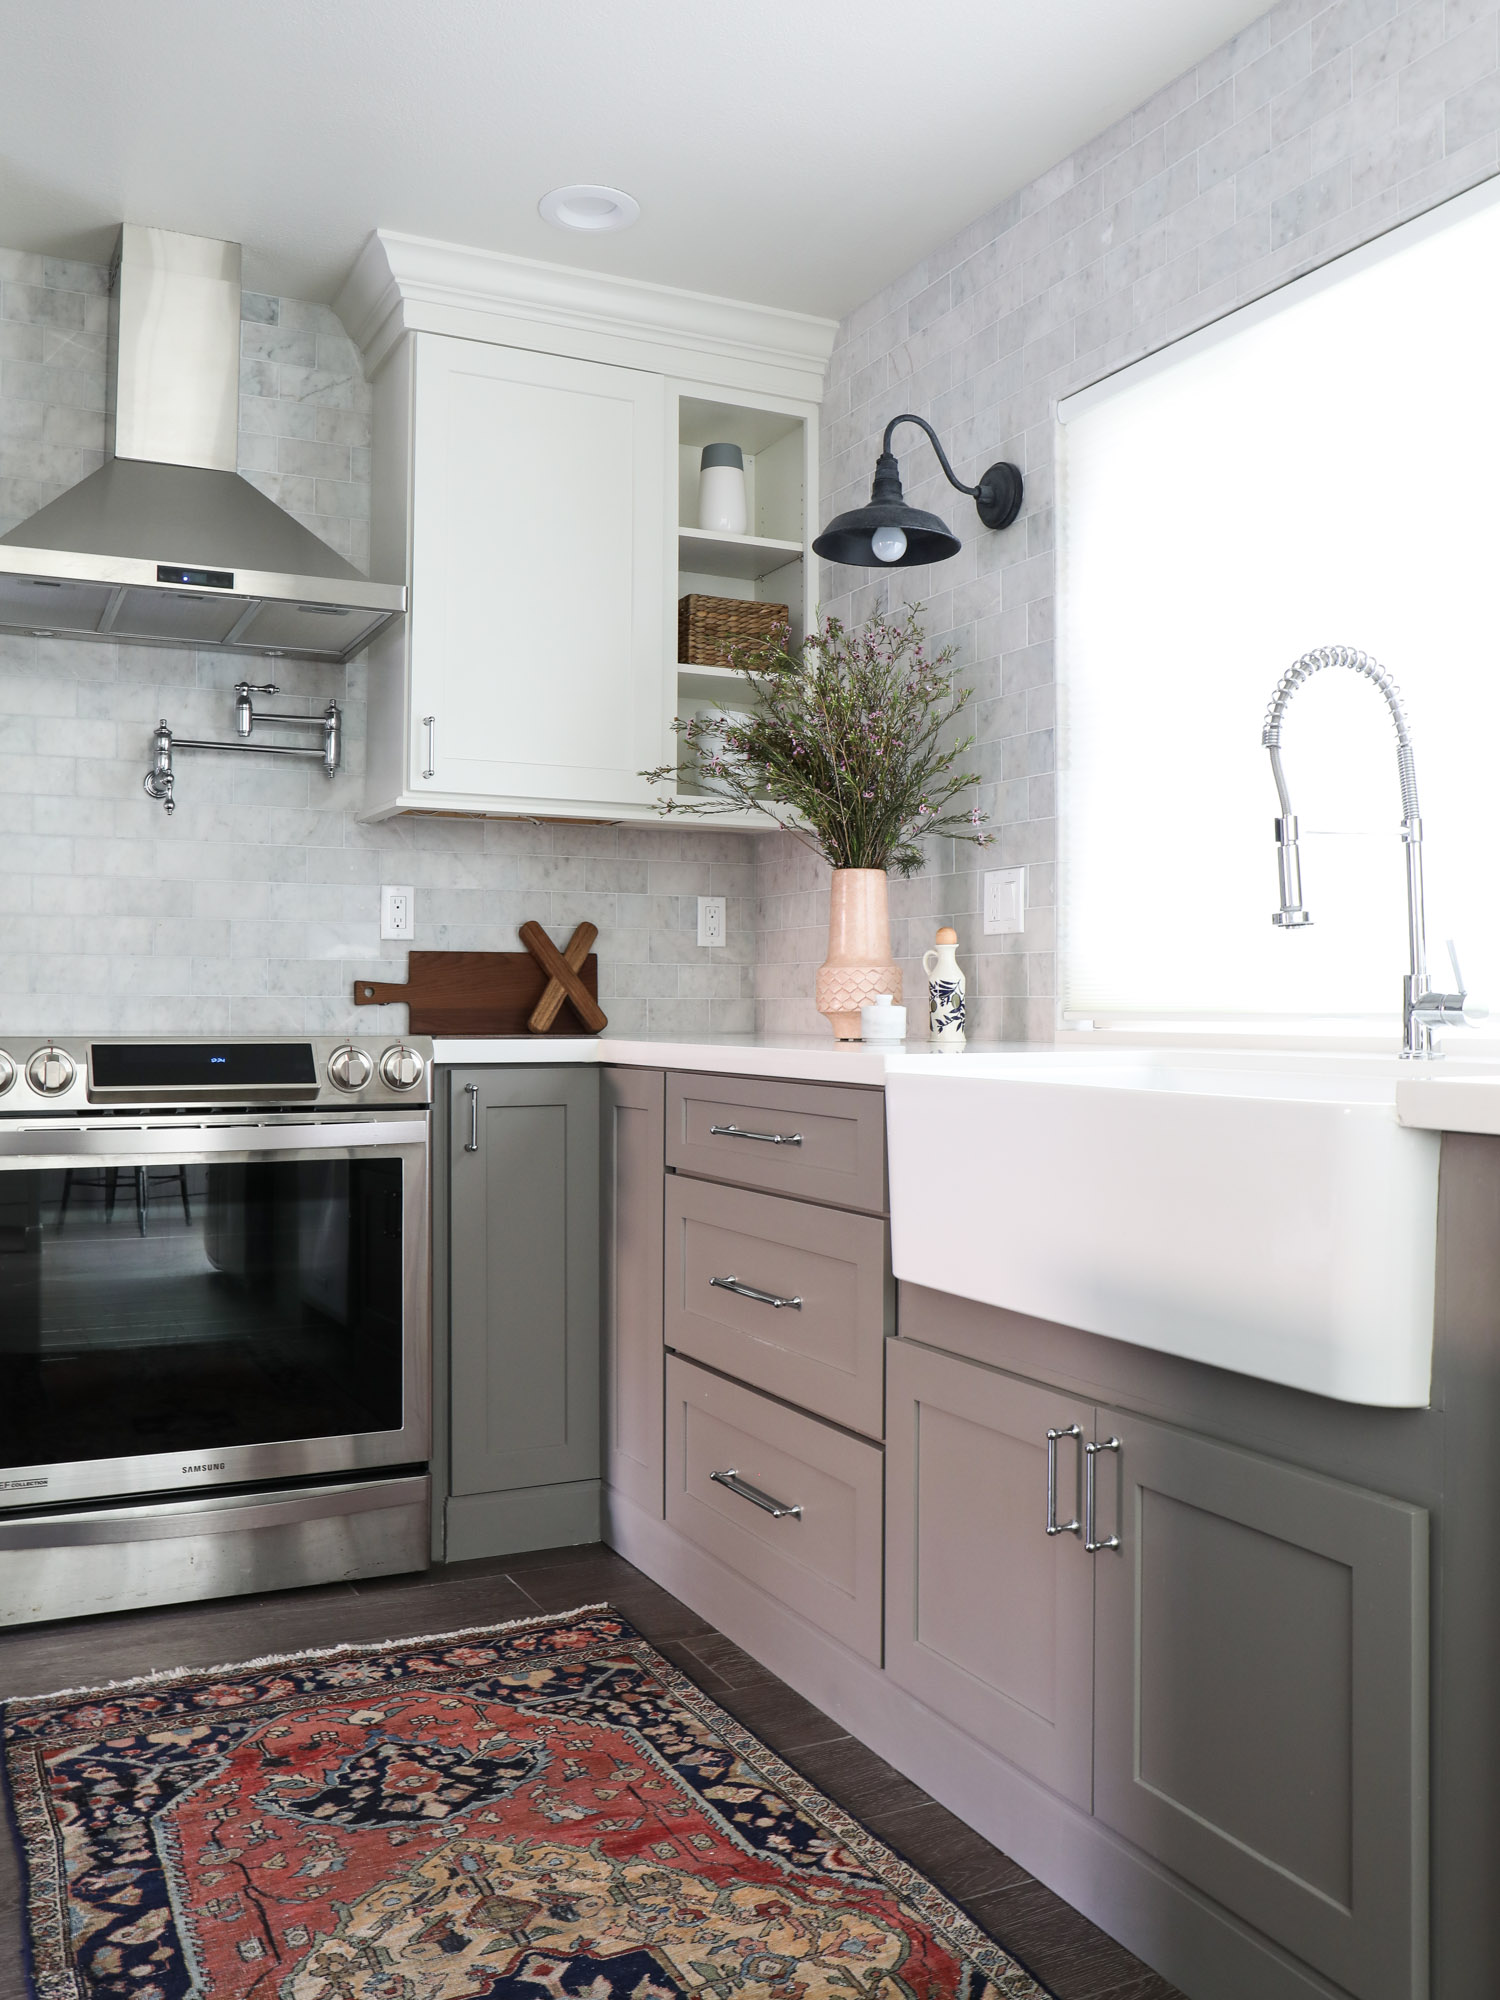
935 927 958 945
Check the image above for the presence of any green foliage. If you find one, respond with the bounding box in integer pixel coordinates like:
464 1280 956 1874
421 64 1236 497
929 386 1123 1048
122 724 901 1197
643 608 991 876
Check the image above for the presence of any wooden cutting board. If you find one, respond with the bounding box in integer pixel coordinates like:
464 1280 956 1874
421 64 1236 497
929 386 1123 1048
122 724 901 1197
352 951 602 1036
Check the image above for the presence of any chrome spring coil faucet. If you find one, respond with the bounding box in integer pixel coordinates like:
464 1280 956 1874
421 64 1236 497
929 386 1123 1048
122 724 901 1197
1262 645 1478 1059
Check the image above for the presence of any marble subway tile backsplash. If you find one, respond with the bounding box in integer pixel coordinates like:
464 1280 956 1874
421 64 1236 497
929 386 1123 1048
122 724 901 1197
0 624 756 1036
0 253 757 1037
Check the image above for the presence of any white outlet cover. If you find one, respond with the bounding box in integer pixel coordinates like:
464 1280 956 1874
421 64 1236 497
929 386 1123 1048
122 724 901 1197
381 884 415 940
983 867 1026 935
697 895 727 947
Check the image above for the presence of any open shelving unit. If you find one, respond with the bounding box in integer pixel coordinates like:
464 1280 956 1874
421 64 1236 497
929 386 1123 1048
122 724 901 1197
667 389 817 815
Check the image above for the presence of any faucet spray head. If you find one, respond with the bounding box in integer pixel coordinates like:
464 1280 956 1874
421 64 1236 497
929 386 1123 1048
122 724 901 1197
1271 816 1312 927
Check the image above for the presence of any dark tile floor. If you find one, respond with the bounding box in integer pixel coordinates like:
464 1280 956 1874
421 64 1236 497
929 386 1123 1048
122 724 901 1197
0 1544 1184 2000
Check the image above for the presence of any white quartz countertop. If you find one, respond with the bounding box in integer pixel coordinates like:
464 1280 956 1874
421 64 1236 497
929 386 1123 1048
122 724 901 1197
1395 1068 1500 1135
429 1030 1500 1124
430 1030 937 1085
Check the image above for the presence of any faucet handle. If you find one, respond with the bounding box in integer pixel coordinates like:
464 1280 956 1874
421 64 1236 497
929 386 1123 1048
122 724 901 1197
1414 940 1488 1029
1443 939 1487 1018
1448 938 1488 1023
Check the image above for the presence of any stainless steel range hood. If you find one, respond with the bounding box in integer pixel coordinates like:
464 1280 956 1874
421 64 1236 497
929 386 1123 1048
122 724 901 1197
0 227 404 662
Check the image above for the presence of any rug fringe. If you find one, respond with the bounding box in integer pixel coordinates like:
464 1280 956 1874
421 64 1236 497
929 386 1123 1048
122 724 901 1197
2 1600 614 1712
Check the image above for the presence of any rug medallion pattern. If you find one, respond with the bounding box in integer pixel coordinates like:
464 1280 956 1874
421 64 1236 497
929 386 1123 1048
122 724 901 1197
3 1605 1052 1999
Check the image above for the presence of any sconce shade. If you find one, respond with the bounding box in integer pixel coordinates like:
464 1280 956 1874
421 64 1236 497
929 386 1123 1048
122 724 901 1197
814 415 1024 569
813 452 961 568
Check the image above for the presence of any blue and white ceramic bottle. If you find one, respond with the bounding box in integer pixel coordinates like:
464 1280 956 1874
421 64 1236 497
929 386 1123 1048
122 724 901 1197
922 926 967 1049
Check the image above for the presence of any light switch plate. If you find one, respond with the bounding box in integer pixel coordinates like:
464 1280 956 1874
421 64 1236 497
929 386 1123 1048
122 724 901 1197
381 884 415 940
983 867 1026 934
697 895 727 947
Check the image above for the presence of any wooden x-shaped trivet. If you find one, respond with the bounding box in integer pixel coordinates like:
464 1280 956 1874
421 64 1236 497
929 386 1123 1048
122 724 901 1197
521 920 608 1034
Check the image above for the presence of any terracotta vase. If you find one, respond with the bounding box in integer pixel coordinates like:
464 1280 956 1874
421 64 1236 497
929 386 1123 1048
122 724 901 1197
816 869 902 1040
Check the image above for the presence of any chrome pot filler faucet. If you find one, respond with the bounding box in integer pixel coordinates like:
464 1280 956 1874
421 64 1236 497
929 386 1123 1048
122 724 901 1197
1262 645 1480 1060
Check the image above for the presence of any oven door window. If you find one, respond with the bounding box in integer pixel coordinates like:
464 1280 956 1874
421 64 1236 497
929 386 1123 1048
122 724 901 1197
0 1158 405 1468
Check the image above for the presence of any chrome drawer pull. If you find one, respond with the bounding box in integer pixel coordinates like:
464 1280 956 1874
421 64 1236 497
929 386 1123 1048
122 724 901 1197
1084 1437 1121 1553
710 1467 803 1519
422 714 436 780
709 1273 803 1311
708 1123 803 1147
464 1081 479 1153
1045 1424 1083 1537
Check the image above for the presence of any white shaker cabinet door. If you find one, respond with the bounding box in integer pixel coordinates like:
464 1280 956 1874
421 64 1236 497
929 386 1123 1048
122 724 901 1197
409 336 666 811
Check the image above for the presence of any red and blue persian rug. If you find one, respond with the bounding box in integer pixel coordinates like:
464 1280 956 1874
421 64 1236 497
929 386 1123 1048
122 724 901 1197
2 1604 1054 1999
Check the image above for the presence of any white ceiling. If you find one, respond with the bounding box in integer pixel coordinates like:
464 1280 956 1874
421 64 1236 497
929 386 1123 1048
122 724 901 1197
1 0 1271 319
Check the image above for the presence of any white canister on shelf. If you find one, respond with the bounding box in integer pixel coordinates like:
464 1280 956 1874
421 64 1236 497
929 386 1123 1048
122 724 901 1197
860 992 907 1044
698 442 748 535
923 927 967 1048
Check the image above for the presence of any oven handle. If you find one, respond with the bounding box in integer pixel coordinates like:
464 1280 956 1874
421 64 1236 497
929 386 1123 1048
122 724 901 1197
0 1119 427 1165
0 1476 429 1549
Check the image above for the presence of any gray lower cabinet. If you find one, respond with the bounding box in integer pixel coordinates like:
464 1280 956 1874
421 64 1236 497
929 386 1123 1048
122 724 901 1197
602 1066 665 1516
666 1352 885 1663
666 1172 887 1439
666 1070 887 1213
446 1066 600 1556
1094 1408 1428 2000
886 1337 1429 2000
884 1337 1095 1808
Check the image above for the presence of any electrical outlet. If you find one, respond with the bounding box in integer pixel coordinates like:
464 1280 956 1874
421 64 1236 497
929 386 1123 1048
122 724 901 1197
380 884 415 940
697 895 727 948
983 867 1026 934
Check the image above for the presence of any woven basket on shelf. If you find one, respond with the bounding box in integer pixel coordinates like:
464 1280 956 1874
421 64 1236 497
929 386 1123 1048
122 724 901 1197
678 594 789 669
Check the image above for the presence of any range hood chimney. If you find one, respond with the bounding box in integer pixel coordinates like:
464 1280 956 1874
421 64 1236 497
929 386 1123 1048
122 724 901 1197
0 226 404 662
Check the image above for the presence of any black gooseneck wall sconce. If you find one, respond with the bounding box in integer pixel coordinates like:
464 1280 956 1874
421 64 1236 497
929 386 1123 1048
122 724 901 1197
812 413 1023 568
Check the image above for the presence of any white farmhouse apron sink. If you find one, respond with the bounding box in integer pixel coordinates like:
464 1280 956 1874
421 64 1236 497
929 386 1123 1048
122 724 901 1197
884 1049 1444 1407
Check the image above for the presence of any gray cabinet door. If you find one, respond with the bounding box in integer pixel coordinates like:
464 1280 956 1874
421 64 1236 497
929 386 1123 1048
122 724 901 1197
1093 1409 1429 2000
602 1066 665 1516
448 1067 600 1497
884 1338 1096 1808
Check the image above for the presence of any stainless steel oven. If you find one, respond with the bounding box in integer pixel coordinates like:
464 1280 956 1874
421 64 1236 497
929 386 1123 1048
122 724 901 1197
0 1037 433 1626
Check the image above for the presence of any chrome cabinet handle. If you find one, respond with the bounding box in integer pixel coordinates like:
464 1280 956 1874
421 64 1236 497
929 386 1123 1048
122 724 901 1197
708 1123 803 1147
464 1081 479 1153
422 714 436 780
709 1273 803 1311
1045 1424 1083 1537
1084 1437 1121 1553
710 1467 803 1519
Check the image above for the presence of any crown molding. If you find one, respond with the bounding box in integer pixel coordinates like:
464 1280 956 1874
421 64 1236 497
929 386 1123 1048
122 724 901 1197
334 230 837 400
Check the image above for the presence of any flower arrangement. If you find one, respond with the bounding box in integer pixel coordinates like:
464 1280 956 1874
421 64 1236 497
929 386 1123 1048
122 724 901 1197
643 607 992 874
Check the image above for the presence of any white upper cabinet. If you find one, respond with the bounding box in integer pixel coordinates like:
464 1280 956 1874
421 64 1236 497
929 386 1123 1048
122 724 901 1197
339 231 835 824
410 336 664 812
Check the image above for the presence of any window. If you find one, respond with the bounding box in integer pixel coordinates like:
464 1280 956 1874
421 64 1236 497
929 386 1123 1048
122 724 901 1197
1057 178 1500 1040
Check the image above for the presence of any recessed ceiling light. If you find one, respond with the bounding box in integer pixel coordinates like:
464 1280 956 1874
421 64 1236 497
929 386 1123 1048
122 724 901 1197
538 184 640 233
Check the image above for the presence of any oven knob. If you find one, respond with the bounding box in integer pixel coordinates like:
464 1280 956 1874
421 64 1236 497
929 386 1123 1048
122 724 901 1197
379 1043 425 1091
0 1051 14 1095
26 1044 76 1095
327 1044 373 1092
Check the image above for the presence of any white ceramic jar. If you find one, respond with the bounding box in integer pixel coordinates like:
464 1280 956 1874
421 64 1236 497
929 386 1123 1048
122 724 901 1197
698 442 748 535
860 992 907 1043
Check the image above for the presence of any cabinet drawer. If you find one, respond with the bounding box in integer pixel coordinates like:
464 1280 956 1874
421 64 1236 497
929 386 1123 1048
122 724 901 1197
666 1072 886 1212
665 1355 883 1662
666 1176 887 1437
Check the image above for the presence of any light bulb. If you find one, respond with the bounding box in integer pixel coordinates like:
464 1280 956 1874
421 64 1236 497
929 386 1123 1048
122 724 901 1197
871 524 907 563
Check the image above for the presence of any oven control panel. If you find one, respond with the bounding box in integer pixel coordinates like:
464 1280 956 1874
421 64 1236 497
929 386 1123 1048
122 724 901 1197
0 1037 435 1113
